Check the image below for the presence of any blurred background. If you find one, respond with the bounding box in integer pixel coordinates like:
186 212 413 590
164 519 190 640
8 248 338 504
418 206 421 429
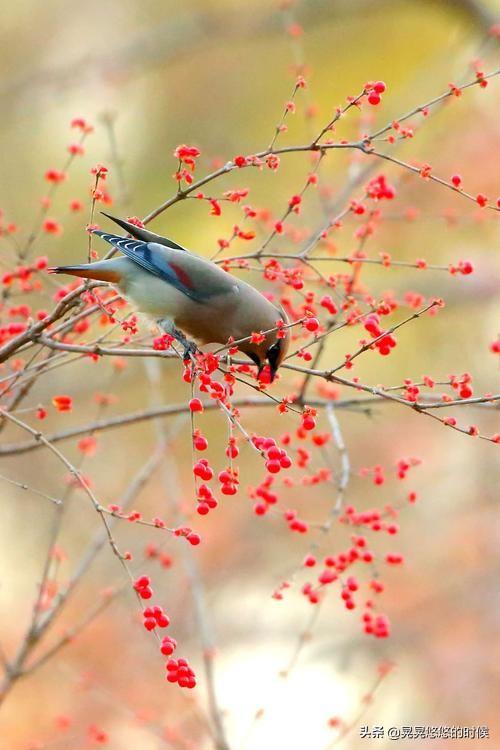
0 1 499 748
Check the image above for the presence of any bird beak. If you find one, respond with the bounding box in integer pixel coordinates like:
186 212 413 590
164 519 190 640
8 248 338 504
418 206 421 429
266 340 282 383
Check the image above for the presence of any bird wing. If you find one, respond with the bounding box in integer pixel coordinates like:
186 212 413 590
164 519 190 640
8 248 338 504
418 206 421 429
92 231 229 303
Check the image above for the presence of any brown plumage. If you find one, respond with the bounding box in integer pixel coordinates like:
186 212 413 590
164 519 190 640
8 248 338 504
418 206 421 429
49 215 289 380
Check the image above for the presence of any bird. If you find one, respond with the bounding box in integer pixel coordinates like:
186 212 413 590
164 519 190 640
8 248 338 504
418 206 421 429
49 213 289 381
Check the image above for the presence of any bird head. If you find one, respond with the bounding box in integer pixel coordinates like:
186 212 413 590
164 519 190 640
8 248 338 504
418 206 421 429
243 327 290 383
265 335 289 382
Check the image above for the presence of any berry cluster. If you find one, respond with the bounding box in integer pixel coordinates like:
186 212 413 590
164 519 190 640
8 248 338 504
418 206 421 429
364 80 386 106
143 605 170 631
160 635 177 656
133 577 195 688
253 435 293 474
366 174 396 200
193 458 214 481
218 468 239 495
193 430 209 451
196 483 218 515
174 526 201 546
166 658 196 689
363 314 397 356
133 575 153 600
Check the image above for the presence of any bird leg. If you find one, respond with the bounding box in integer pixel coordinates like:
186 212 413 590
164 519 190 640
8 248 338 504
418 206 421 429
157 318 198 360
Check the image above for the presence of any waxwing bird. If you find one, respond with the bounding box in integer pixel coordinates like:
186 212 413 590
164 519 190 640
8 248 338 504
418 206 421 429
49 214 289 381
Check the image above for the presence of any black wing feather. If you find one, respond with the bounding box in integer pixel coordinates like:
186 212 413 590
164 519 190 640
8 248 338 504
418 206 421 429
100 212 188 252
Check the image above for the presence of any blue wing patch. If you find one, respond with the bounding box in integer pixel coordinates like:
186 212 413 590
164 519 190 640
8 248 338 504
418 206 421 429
92 231 208 302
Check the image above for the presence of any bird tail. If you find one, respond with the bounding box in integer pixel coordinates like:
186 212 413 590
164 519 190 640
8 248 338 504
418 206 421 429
47 263 121 283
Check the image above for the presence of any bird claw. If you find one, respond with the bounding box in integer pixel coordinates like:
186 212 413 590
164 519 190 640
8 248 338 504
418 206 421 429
182 340 198 361
157 318 197 361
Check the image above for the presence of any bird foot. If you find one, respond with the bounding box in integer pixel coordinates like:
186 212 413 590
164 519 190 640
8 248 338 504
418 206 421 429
182 339 198 361
157 318 198 361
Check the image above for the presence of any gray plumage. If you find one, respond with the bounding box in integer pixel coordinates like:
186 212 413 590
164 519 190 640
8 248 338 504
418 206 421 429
49 215 289 379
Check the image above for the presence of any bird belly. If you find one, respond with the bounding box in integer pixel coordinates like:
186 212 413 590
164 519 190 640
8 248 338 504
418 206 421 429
173 290 250 345
120 266 280 349
123 272 188 318
121 272 233 344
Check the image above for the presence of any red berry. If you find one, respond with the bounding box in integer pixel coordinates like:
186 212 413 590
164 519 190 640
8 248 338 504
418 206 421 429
160 637 177 656
267 445 281 460
187 532 201 546
319 569 337 584
134 575 150 590
280 454 292 469
226 442 239 458
302 415 316 431
304 317 319 332
320 295 338 314
189 398 203 412
193 435 208 451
